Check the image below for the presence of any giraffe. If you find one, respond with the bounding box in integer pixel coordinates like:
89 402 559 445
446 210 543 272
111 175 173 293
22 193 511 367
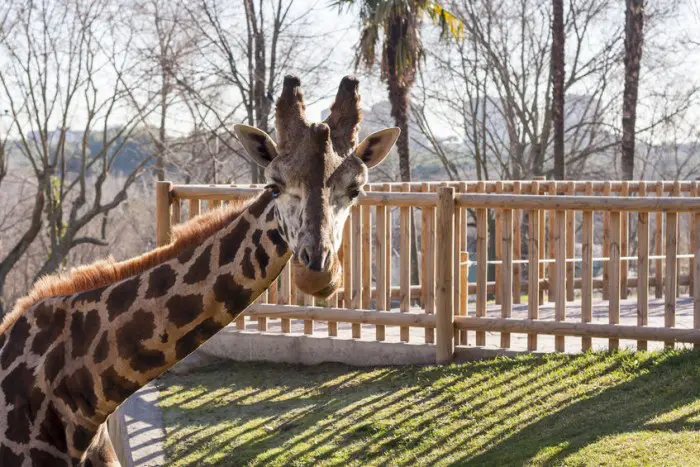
0 75 400 466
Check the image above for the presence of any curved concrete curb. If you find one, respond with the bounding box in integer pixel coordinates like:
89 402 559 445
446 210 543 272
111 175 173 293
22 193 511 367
109 382 165 467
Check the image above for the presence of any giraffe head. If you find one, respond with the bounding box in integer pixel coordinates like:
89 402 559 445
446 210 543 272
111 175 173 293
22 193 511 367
234 75 399 298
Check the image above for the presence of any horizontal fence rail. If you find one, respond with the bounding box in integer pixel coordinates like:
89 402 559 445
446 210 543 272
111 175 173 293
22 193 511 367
157 179 700 363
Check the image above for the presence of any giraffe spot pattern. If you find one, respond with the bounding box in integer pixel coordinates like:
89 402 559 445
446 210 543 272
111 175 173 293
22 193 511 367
252 229 263 246
0 445 23 467
101 367 140 404
266 207 276 222
45 342 65 383
145 264 177 299
73 425 96 452
175 317 221 360
131 348 166 373
166 294 204 328
2 363 36 443
70 309 100 358
213 274 253 316
107 276 140 321
116 310 154 358
55 366 97 417
241 248 256 279
183 245 212 284
70 286 105 307
267 229 288 256
1 316 30 369
219 218 250 266
177 245 196 264
93 331 109 364
248 189 272 218
37 402 67 453
31 305 67 355
255 246 270 278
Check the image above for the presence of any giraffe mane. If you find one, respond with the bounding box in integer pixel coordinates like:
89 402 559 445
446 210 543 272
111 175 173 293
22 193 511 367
1 198 250 336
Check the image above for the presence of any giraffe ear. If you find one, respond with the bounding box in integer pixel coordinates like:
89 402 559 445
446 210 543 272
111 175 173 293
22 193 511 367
353 128 400 169
234 124 279 168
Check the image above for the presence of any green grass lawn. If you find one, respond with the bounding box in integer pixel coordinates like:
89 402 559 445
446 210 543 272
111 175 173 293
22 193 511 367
157 350 700 466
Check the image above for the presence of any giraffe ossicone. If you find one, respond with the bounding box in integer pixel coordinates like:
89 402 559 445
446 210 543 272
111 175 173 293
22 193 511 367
0 75 398 466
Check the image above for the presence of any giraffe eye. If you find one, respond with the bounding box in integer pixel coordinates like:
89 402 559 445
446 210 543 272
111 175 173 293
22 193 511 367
266 184 281 198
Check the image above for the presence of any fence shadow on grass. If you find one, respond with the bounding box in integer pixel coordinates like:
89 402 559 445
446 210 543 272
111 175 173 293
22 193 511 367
156 350 700 466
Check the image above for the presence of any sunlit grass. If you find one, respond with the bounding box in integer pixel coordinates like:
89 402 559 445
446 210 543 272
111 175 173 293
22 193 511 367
158 350 700 466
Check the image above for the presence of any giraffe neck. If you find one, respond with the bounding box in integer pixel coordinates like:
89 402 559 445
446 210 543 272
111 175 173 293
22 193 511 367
0 190 291 465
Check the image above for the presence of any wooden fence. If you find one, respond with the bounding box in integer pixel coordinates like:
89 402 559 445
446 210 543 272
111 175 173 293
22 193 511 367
156 180 700 363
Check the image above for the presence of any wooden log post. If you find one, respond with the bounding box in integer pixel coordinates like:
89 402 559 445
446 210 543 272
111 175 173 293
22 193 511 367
637 182 649 351
566 181 575 302
376 186 388 341
351 204 362 338
422 184 436 344
436 186 455 364
609 211 622 350
620 182 630 299
156 181 173 247
655 181 664 299
665 190 679 349
188 198 201 219
534 176 547 304
501 206 514 348
581 182 594 351
494 182 504 305
454 183 464 345
280 263 292 334
171 198 181 226
362 204 372 311
513 181 522 305
691 181 698 298
527 180 540 351
555 210 567 352
459 182 469 344
547 181 557 302
400 183 411 342
695 207 700 349
476 181 488 346
602 182 611 300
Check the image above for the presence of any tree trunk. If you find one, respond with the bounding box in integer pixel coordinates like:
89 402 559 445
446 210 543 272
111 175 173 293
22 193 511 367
621 0 645 180
552 0 566 180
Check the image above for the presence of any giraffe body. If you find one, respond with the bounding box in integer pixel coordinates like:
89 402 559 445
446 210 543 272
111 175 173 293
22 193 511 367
0 75 399 466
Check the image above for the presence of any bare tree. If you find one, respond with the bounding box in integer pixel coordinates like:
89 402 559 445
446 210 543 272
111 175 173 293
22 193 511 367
177 0 338 183
0 0 157 315
552 0 565 179
621 0 645 180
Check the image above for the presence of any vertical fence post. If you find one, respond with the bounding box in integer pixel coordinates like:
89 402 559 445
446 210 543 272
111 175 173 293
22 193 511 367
376 186 388 341
655 181 664 298
637 182 649 351
620 182 630 299
534 176 547 304
436 186 455 364
665 186 679 349
695 206 700 349
554 209 567 352
501 206 513 349
351 204 362 338
581 182 594 351
400 183 411 342
690 180 698 298
609 211 621 350
602 182 611 300
423 184 436 344
188 199 201 219
513 181 522 305
566 181 575 302
527 180 540 351
156 181 173 247
476 181 488 346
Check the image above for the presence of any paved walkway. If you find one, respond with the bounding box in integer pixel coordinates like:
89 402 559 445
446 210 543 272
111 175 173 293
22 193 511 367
242 296 697 353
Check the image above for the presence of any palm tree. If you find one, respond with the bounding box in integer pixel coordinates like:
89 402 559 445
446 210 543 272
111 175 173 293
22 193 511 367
337 0 463 183
337 1 462 287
